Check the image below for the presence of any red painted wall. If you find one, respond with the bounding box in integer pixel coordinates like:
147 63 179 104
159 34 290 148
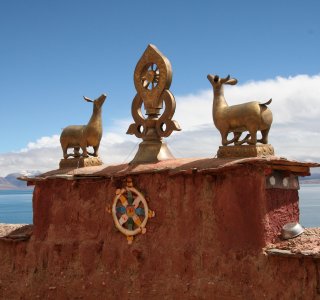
0 164 317 299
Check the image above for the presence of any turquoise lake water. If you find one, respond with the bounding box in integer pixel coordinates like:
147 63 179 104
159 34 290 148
298 184 320 227
0 185 319 226
0 189 33 224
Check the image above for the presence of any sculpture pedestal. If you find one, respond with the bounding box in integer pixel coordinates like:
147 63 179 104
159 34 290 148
59 157 103 169
130 140 175 164
217 144 275 158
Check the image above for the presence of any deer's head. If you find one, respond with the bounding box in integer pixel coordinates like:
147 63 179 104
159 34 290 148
84 94 107 111
207 74 238 91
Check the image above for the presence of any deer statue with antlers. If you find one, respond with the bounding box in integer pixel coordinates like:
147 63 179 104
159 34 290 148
207 74 273 146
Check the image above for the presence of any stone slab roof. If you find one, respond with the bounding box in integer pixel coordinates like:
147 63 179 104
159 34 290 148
20 156 319 182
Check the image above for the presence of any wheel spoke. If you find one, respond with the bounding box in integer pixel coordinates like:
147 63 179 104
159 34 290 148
119 214 129 225
116 206 126 214
143 80 148 88
132 214 142 226
135 207 145 216
133 195 143 208
119 195 128 207
127 191 134 205
127 218 134 230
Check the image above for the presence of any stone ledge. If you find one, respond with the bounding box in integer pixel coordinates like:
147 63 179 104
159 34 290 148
0 224 32 240
19 156 320 183
217 144 275 158
59 157 103 169
265 228 320 259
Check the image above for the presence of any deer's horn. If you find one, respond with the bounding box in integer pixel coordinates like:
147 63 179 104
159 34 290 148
220 75 230 83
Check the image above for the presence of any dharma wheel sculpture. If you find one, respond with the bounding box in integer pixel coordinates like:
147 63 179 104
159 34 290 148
127 44 181 164
111 177 155 244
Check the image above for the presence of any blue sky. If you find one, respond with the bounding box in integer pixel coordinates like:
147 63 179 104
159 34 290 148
0 1 320 175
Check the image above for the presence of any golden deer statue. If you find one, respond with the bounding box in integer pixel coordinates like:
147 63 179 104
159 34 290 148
207 74 273 146
60 94 106 159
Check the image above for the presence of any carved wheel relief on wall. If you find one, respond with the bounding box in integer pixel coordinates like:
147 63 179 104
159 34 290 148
110 177 155 244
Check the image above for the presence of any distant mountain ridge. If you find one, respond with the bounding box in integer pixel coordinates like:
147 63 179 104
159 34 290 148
300 173 320 184
0 177 16 189
0 171 39 190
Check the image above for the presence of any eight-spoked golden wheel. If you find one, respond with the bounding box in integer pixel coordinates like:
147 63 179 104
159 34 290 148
111 178 155 244
140 63 160 91
133 44 173 112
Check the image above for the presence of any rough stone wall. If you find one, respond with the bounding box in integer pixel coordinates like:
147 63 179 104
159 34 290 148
264 188 299 243
0 166 318 300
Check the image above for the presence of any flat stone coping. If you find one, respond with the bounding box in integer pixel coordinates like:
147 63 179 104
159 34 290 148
20 156 319 182
0 223 33 241
265 228 320 259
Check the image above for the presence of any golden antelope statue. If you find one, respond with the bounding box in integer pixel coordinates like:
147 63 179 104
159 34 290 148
207 74 273 146
60 94 106 159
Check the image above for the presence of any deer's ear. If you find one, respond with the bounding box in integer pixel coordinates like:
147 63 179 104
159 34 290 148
83 96 93 102
225 78 238 85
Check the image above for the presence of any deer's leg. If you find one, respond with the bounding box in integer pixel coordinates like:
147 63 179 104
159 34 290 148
258 128 270 144
81 143 88 157
222 131 242 146
74 147 81 157
61 143 68 159
247 128 257 145
93 144 100 157
221 131 230 146
63 148 68 159
233 132 242 145
236 133 251 145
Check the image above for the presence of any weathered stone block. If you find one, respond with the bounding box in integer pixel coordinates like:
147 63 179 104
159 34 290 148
59 157 103 169
217 144 275 158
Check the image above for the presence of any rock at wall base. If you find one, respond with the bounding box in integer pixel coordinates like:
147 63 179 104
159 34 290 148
217 144 275 158
59 157 103 169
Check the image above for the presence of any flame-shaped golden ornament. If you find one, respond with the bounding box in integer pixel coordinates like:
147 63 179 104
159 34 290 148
127 44 181 164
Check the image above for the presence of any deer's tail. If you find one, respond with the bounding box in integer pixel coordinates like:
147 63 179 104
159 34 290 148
260 98 272 106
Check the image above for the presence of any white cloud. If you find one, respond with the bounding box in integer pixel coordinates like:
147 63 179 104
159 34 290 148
0 132 138 177
173 74 320 164
19 135 61 152
0 74 320 177
175 74 320 129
